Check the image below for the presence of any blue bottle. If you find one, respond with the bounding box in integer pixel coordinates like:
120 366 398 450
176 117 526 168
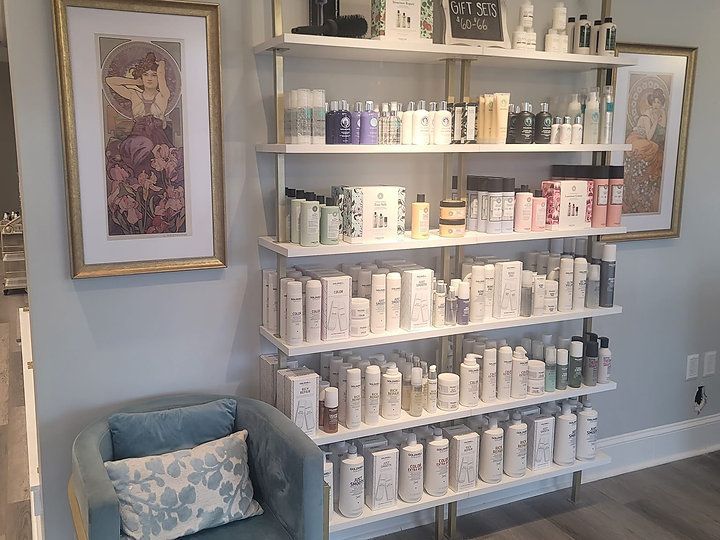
337 100 352 145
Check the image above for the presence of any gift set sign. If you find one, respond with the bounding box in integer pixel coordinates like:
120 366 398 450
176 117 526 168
443 0 510 47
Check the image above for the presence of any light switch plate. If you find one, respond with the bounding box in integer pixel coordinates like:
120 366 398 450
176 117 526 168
686 354 700 380
703 351 717 377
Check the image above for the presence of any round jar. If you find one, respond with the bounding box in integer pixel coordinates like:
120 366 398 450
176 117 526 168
439 199 467 220
349 297 370 337
437 373 460 411
527 359 546 395
439 218 466 238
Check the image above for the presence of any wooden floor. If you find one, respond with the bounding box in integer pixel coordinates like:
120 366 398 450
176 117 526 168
0 292 31 540
379 452 720 539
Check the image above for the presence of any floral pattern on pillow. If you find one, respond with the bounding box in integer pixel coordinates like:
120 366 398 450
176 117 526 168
105 430 262 540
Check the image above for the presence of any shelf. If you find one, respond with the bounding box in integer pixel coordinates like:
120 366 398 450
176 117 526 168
4 277 27 289
3 252 25 262
260 227 626 258
255 34 635 71
256 143 632 154
313 381 616 446
261 305 622 356
330 451 611 532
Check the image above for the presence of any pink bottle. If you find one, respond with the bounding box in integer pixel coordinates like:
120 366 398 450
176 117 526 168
514 188 533 232
592 166 609 228
531 189 547 231
607 166 624 227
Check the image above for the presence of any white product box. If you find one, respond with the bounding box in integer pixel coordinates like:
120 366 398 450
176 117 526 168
321 275 351 341
371 0 433 42
527 414 556 470
259 354 278 406
366 448 399 510
400 268 433 330
342 186 406 243
493 261 522 319
287 371 319 436
276 366 313 416
443 425 479 492
549 180 591 230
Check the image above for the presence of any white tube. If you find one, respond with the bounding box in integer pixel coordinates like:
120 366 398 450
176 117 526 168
370 273 387 334
345 368 362 429
386 272 402 331
364 365 381 424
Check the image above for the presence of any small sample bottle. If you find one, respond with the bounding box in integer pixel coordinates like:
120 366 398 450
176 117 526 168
556 348 569 389
338 445 364 518
598 337 612 384
559 116 573 144
599 244 616 307
585 264 601 308
409 367 424 417
515 102 535 144
553 403 577 466
424 428 449 496
351 101 362 144
411 194 430 240
519 270 533 317
545 345 557 392
460 354 480 407
456 281 470 325
402 101 415 145
399 434 424 502
323 387 339 433
360 100 379 144
534 103 552 143
413 100 430 145
568 340 584 388
531 189 547 231
504 412 528 478
571 115 584 145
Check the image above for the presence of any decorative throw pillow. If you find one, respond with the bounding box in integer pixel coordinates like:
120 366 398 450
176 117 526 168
105 430 263 540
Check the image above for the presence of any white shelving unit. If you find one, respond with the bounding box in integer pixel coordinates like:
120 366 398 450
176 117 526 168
257 5 628 538
2 215 26 294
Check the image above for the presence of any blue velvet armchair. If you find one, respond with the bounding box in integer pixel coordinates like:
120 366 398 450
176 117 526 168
68 394 325 539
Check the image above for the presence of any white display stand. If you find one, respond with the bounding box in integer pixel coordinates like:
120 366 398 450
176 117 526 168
256 4 628 537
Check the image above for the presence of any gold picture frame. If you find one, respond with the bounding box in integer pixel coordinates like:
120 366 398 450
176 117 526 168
602 43 697 243
53 0 226 278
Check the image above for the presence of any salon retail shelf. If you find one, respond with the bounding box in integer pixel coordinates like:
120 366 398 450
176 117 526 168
260 305 622 356
255 34 635 70
256 143 632 154
312 381 616 446
329 451 611 532
259 227 626 258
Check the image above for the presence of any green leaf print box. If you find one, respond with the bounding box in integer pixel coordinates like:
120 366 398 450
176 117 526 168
371 0 434 42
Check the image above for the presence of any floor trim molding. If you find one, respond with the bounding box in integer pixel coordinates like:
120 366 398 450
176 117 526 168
332 413 720 539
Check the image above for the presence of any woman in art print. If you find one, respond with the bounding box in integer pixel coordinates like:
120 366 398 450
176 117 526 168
103 43 186 236
627 87 667 181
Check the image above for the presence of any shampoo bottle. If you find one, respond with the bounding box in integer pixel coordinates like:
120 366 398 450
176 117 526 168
503 412 528 478
345 368 362 429
426 365 438 412
402 101 415 145
364 365 381 424
557 257 574 312
534 102 552 144
409 367 424 417
544 345 557 392
572 257 588 310
583 89 600 144
556 348 569 389
386 272 402 332
583 340 599 387
600 17 617 57
511 346 529 399
320 197 341 245
460 354 481 407
424 428 449 496
433 281 447 328
576 401 599 460
469 265 486 323
568 340 583 388
599 244 616 307
480 416 504 484
481 348 497 403
411 194 430 240
496 346 513 400
370 273 387 334
434 101 453 145
360 100 379 145
399 434 424 502
412 100 430 145
381 366 402 419
456 281 470 325
351 101 362 144
338 445 364 518
553 402 577 466
598 337 612 384
585 264 601 308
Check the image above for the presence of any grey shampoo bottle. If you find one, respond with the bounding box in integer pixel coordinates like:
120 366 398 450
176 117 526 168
599 244 616 307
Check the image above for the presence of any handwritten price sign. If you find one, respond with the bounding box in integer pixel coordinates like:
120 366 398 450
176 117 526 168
443 0 509 46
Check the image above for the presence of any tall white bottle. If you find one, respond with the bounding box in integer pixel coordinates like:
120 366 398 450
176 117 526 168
557 257 574 312
510 346 529 399
338 445 364 518
426 365 438 413
412 100 431 145
553 402 577 466
481 348 497 403
479 416 504 484
386 272 402 332
364 365 381 424
583 89 600 144
381 366 402 419
345 368 362 429
424 428 449 496
496 346 513 400
399 434 424 503
469 265 486 323
460 354 481 407
572 257 588 310
598 337 612 384
305 280 322 343
285 280 304 345
370 273 387 334
323 453 334 519
503 412 528 478
576 400 599 460
402 101 415 145
433 100 452 145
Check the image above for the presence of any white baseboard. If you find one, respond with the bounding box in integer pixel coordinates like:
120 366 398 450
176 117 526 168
332 413 720 540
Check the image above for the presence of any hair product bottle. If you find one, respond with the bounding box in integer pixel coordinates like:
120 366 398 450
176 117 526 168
534 102 552 143
527 360 545 395
410 367 424 417
285 280 304 345
514 188 533 232
600 244 616 307
426 365 438 412
556 348 569 389
600 17 617 56
364 365 381 424
386 272 402 331
576 401 598 460
345 368 362 429
402 101 415 145
410 194 430 240
496 346 513 400
479 416 504 484
583 340 599 387
481 348 497 403
433 100 452 145
360 100 378 145
553 402 577 466
412 100 430 145
520 270 533 317
572 257 588 310
532 190 547 231
339 445 364 518
323 387 339 433
460 354 481 407
323 453 334 517
470 266 485 323
598 337 612 384
583 89 600 144
399 434 424 502
585 264 601 308
380 366 402 419
503 412 528 477
511 346 529 399
351 101 363 144
425 428 449 496
568 340 584 388
607 167 624 226
456 281 470 325
557 257 574 312
599 86 615 144
544 345 557 392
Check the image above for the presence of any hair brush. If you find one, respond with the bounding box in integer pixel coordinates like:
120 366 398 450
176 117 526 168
292 14 368 38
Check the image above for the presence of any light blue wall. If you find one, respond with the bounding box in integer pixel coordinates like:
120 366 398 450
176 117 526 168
5 0 719 538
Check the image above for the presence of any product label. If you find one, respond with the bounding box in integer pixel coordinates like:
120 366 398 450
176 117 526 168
579 25 591 47
502 194 515 220
489 195 503 221
597 185 609 206
480 193 490 220
605 27 616 52
611 184 624 205
519 116 534 143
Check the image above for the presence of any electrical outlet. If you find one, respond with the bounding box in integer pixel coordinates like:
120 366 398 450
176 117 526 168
703 351 717 377
686 354 700 380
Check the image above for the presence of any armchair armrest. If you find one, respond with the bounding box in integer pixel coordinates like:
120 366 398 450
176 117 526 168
70 421 120 540
235 397 324 540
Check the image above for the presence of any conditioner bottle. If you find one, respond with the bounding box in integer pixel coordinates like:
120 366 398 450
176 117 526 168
339 445 364 518
480 416 504 484
424 428 449 496
399 434 424 503
576 400 599 460
553 402 577 466
503 412 528 478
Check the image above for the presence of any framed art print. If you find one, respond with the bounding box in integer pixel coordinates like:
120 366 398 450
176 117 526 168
603 44 697 242
53 0 225 278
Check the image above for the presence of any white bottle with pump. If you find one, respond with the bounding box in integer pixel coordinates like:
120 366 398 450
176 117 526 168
339 445 364 518
553 402 577 466
364 365 381 424
511 346 529 399
496 346 513 400
480 416 504 484
399 434 424 503
572 257 588 310
481 348 497 403
576 401 599 460
412 100 430 145
503 412 528 478
381 366 402 419
425 428 449 496
460 354 480 407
